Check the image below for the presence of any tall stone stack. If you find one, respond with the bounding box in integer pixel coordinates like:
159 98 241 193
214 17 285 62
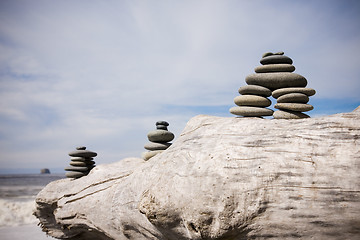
142 121 174 161
65 146 97 179
230 51 316 119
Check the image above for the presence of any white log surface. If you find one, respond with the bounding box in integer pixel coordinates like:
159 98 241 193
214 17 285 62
35 107 360 239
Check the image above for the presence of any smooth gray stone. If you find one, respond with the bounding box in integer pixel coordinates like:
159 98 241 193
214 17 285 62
156 125 168 130
254 64 295 73
68 150 97 158
156 121 169 126
260 55 293 65
277 93 309 103
273 110 310 119
275 103 314 112
234 95 271 107
229 106 273 117
245 72 307 90
262 52 273 58
70 160 96 167
64 166 89 172
144 142 172 151
147 130 174 143
70 157 94 162
142 150 164 161
76 146 86 150
65 171 87 179
272 87 316 98
238 85 271 97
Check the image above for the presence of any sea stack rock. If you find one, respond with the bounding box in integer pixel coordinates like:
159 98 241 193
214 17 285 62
253 52 316 119
65 146 97 179
142 121 174 161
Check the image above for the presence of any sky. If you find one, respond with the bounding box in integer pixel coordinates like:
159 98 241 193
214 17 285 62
0 0 359 173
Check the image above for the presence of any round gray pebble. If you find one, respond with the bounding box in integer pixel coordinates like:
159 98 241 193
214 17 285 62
277 93 309 104
144 142 172 151
229 106 274 117
273 110 310 119
260 55 293 65
272 87 316 98
254 64 295 73
238 85 271 97
234 95 271 107
274 103 314 112
147 130 174 143
245 72 307 90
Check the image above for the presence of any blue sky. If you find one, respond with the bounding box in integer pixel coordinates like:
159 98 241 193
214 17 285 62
0 0 359 173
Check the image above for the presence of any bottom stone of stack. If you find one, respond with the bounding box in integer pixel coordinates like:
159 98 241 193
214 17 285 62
230 106 273 117
274 103 313 112
65 171 88 179
273 110 310 119
142 150 164 161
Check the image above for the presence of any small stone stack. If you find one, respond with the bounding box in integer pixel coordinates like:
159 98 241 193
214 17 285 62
65 146 97 179
142 121 174 161
245 51 316 119
229 84 273 117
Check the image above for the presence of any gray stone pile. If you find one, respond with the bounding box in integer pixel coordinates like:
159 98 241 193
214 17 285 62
65 146 97 179
230 51 316 119
142 121 174 161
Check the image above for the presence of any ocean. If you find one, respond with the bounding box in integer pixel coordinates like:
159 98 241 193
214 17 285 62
0 173 65 239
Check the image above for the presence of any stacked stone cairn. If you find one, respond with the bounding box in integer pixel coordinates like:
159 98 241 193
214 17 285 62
230 51 316 119
142 121 174 161
65 146 97 179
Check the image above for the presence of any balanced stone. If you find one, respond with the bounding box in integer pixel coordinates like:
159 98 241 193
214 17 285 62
272 87 316 98
275 103 314 112
147 130 174 143
234 95 271 107
70 157 94 162
68 150 97 158
70 160 96 167
144 142 172 151
76 146 86 150
142 150 164 161
64 166 89 172
277 93 309 104
156 125 168 130
273 110 310 119
156 121 169 126
65 171 87 179
230 106 273 117
254 64 295 73
238 85 271 97
245 72 307 90
260 55 293 65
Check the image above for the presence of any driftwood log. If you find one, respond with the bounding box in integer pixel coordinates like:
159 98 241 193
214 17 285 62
35 107 360 239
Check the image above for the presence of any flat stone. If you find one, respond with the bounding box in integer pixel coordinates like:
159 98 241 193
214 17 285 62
142 150 164 161
238 85 271 97
69 150 97 158
275 103 314 112
234 95 271 107
65 171 87 179
144 142 172 151
277 93 309 103
70 157 94 162
229 106 273 117
156 121 169 126
76 146 86 150
273 110 310 119
156 125 168 130
245 72 307 90
147 130 174 143
272 87 316 98
254 64 295 73
70 160 96 167
64 166 89 172
260 55 293 65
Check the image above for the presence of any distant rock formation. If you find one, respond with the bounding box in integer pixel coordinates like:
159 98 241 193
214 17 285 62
40 168 50 174
35 107 360 240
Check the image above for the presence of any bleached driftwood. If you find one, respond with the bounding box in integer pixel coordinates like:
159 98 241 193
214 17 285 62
35 107 360 239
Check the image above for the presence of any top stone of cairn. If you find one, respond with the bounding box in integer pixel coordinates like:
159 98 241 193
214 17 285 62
260 52 293 65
